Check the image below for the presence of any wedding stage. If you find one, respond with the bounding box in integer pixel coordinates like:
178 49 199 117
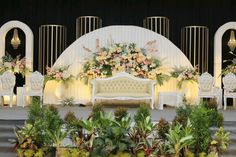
43 25 199 108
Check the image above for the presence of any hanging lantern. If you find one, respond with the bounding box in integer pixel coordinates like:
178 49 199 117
11 28 21 49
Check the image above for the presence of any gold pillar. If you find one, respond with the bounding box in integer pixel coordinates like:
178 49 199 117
143 16 169 39
76 16 102 39
181 26 209 73
38 25 67 74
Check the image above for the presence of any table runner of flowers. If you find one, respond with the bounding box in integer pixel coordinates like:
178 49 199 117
79 42 169 85
45 65 74 84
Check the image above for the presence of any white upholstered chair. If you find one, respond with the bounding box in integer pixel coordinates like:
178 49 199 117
198 72 222 109
22 71 44 107
222 73 236 110
0 71 16 107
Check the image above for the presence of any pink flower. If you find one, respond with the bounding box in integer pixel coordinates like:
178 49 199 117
55 72 63 80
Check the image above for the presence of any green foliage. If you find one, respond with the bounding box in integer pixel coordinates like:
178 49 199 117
189 104 223 154
165 122 194 157
26 99 64 147
27 98 44 125
157 118 170 139
90 104 105 120
14 123 38 150
173 105 193 127
215 127 230 152
64 111 82 142
134 106 150 123
156 73 170 86
91 112 133 157
205 98 218 110
114 107 128 122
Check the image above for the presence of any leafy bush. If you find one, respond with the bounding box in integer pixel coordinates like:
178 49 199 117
90 104 105 120
157 118 170 139
114 107 128 122
172 105 193 127
165 122 194 157
189 103 223 154
134 105 150 123
64 111 82 142
27 98 44 125
91 113 133 157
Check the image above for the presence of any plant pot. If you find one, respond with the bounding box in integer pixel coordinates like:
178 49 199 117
54 81 66 100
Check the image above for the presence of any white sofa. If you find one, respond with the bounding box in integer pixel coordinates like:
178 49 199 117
91 72 156 109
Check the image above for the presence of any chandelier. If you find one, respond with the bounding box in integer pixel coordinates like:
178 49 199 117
227 30 236 52
11 28 21 49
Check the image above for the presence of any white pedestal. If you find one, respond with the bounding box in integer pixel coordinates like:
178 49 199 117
158 92 182 110
17 87 24 107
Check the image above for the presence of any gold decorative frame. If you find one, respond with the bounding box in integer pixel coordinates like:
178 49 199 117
143 16 169 39
76 16 102 38
38 25 67 74
181 26 209 73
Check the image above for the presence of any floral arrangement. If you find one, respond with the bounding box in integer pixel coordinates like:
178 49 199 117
0 54 30 77
79 42 169 85
221 52 236 75
45 65 74 83
170 66 199 89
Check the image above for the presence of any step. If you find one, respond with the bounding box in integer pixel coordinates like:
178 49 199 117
0 152 16 157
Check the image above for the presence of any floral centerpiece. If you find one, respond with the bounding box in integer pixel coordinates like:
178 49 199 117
79 42 169 85
170 66 199 89
45 65 74 84
0 54 30 77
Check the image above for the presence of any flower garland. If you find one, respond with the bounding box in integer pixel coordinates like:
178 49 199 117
45 65 74 84
0 54 30 77
79 42 169 85
170 66 199 89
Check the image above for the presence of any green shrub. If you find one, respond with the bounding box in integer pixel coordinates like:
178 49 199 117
90 104 105 120
64 111 82 142
172 105 193 127
114 107 128 122
157 118 170 139
189 103 223 154
27 98 44 124
134 105 150 123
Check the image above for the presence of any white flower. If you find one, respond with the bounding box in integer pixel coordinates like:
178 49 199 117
142 65 148 71
4 62 12 69
62 71 70 79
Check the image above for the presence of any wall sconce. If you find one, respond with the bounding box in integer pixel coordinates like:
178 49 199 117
11 28 21 49
227 30 236 52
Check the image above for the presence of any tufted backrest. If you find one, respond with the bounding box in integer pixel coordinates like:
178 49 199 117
1 71 16 90
198 72 214 92
97 77 150 93
29 71 44 90
223 73 236 92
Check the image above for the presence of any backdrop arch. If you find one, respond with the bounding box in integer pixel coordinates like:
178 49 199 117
214 22 236 87
0 20 34 71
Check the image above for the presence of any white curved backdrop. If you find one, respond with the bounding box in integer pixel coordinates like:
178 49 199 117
44 25 197 107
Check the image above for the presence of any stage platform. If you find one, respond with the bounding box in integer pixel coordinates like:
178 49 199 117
0 105 236 121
